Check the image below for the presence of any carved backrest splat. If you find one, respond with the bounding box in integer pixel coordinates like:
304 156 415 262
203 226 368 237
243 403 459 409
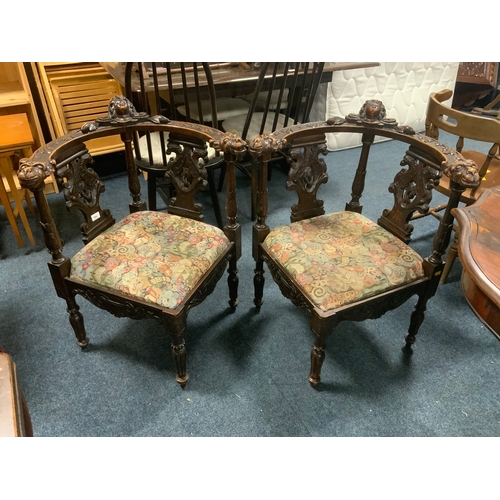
377 150 443 243
287 140 329 222
57 151 115 243
164 133 209 221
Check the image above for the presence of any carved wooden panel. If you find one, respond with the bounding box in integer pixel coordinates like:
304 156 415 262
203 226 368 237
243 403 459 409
457 62 499 87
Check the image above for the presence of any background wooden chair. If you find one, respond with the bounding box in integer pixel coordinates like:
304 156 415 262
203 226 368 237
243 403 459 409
249 99 480 388
0 113 36 248
416 89 500 282
18 95 245 388
222 62 325 219
124 62 249 228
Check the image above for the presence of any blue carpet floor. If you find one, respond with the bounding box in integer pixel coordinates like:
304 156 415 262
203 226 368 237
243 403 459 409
1 127 498 494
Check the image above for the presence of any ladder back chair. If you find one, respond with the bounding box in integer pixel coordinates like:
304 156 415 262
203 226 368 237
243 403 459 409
419 88 500 282
249 99 480 388
18 95 245 388
124 62 248 228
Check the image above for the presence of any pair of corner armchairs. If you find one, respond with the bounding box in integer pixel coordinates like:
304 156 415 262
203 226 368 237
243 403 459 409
17 94 480 389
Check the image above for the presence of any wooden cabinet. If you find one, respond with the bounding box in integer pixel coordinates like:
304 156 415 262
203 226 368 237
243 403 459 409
34 62 125 156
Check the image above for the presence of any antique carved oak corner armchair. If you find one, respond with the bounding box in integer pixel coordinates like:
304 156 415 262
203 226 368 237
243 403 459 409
248 99 480 388
18 96 245 388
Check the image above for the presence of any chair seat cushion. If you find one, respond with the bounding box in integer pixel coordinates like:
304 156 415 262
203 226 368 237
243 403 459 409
262 211 425 312
135 132 217 167
70 211 230 310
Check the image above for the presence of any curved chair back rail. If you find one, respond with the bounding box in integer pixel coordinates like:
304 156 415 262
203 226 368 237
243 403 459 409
17 95 245 388
248 98 479 388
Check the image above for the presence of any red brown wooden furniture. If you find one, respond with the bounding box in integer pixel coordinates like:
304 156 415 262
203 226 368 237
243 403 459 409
418 89 500 283
249 99 480 388
452 186 500 340
0 348 33 437
17 95 245 388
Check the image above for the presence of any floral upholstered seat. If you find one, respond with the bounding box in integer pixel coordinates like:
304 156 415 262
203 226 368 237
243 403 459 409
70 211 230 310
262 211 425 312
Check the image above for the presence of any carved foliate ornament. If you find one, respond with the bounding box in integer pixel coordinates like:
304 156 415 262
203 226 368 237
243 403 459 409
248 132 285 161
287 143 328 219
81 95 169 133
346 99 415 135
165 139 208 194
212 132 247 158
442 158 480 188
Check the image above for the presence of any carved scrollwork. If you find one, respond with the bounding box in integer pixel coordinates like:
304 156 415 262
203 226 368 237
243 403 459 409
338 285 425 322
165 138 208 194
262 254 312 311
53 152 115 242
60 153 103 209
346 99 415 135
81 95 169 133
185 252 232 311
392 154 442 211
71 286 162 322
378 152 442 242
211 132 247 158
287 143 328 220
326 116 347 126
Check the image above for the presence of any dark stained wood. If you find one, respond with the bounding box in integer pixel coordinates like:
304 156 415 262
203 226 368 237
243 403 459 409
452 186 500 340
17 95 245 388
248 99 481 387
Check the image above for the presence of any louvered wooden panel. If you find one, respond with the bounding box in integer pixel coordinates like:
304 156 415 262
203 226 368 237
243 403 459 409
51 75 121 133
36 63 125 156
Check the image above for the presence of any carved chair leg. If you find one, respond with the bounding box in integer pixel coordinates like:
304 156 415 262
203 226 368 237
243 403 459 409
66 293 89 349
440 232 459 284
309 335 327 388
227 258 239 310
403 294 428 353
253 260 265 309
171 335 189 389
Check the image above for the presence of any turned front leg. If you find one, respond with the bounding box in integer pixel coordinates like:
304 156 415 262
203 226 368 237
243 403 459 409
309 335 327 388
227 257 239 310
403 294 428 353
254 260 265 309
171 335 189 388
66 292 89 349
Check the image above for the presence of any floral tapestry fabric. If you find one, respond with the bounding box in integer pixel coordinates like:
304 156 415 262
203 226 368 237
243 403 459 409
262 211 425 312
70 211 230 310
